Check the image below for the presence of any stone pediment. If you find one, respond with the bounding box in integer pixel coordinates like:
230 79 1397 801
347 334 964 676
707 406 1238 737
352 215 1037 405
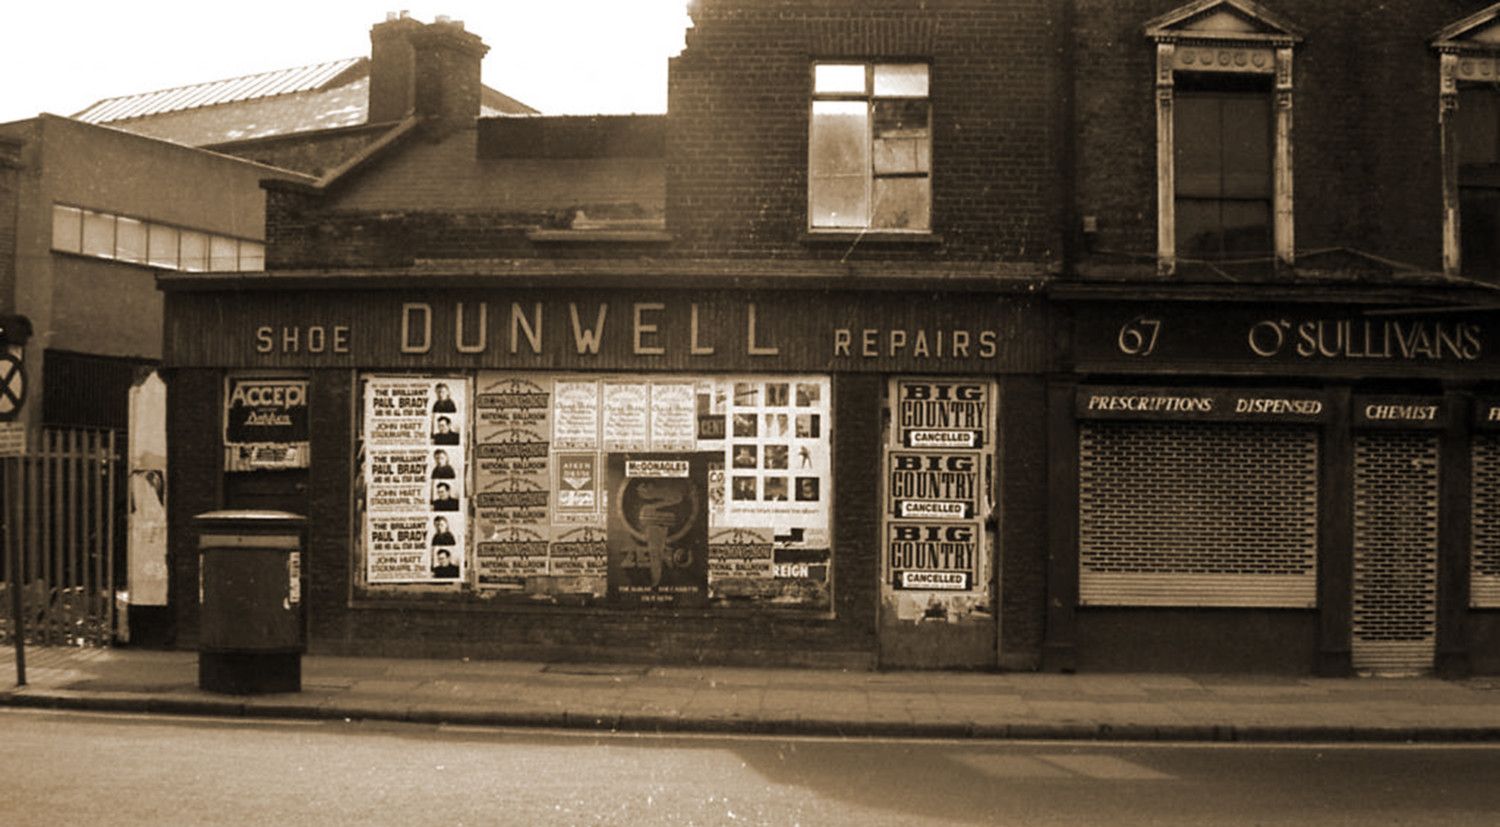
1144 0 1302 45
1433 3 1500 52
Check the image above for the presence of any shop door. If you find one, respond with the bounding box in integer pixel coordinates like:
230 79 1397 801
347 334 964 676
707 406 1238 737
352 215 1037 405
878 378 996 669
1352 432 1440 673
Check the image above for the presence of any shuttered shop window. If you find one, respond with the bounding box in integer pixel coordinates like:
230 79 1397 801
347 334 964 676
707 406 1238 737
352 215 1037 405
1352 432 1439 672
1473 435 1500 606
1079 421 1317 607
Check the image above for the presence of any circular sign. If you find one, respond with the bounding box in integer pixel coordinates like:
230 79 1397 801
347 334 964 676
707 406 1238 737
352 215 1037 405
0 351 25 421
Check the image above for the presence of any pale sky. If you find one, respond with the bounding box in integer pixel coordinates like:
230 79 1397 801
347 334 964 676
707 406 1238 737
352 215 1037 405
0 1 693 123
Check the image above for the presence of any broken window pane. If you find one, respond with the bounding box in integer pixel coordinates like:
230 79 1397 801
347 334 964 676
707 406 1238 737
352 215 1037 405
872 176 930 230
873 100 931 175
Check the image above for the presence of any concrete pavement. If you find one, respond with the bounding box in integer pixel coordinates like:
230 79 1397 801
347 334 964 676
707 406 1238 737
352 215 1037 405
3 645 1500 742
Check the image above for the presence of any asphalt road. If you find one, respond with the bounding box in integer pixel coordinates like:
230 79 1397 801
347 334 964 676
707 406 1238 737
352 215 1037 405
2 708 1497 826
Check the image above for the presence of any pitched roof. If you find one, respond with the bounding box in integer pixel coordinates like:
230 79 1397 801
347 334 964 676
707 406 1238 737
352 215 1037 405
71 56 536 147
74 58 366 123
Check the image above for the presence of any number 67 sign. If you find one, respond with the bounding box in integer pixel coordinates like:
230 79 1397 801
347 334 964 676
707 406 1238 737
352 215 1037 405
1116 316 1161 357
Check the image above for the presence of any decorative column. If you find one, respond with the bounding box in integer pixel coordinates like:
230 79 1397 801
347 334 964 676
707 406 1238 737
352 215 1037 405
1440 52 1461 279
1274 45 1295 269
1155 42 1177 277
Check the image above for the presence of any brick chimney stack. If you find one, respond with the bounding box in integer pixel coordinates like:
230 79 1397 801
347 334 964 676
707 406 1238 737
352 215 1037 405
409 16 490 130
367 11 424 124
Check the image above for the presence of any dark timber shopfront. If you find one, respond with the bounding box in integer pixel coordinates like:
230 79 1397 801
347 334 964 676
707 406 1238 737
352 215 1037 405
1050 290 1500 677
159 277 1055 669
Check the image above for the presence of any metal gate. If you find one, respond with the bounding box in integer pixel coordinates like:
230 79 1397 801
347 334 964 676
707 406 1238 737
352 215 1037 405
1078 421 1318 607
1 428 121 648
1473 435 1500 606
1352 432 1439 673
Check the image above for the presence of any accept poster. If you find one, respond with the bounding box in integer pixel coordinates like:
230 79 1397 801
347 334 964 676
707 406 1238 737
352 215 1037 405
224 376 309 471
606 453 710 607
362 376 468 584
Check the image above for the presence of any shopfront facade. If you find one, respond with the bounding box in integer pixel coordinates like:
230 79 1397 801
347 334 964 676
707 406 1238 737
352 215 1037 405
161 279 1056 668
1048 291 1500 676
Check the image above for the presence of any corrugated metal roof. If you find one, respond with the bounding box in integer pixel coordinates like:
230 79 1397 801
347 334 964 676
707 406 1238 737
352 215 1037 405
74 58 366 123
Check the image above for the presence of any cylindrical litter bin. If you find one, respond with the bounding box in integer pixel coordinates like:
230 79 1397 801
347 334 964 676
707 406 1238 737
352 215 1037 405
194 510 306 694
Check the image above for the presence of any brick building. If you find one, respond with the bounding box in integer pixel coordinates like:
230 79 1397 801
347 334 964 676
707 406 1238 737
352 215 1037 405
158 0 1500 676
1055 0 1500 677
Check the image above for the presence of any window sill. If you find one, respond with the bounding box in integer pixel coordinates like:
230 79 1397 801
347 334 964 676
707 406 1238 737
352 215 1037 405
527 229 673 243
800 231 943 245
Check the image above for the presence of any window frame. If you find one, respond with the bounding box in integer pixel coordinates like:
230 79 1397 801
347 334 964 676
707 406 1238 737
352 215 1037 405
48 202 265 273
808 60 933 234
1453 84 1500 281
1145 2 1302 276
1172 82 1275 260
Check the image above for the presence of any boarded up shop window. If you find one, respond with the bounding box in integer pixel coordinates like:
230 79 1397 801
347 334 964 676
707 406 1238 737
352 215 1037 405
353 372 833 611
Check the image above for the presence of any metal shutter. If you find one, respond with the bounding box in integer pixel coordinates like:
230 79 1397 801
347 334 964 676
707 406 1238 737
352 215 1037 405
1352 432 1438 672
1079 421 1318 606
1473 435 1500 607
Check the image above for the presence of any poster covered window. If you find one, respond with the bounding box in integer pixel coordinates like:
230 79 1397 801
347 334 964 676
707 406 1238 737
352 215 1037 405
881 378 996 622
358 376 470 584
354 371 833 612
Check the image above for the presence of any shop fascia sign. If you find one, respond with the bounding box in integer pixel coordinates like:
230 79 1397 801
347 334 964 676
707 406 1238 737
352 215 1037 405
215 290 1035 371
1086 304 1490 367
1077 386 1330 423
254 301 1003 361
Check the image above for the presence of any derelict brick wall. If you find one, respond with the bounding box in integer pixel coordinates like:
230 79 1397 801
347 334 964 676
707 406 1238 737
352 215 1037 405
263 186 320 271
666 0 1061 263
265 207 672 269
1073 0 1484 278
166 368 223 648
998 374 1047 669
302 371 881 667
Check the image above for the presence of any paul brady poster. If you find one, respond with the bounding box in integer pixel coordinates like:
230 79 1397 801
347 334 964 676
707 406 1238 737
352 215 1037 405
606 452 710 607
224 376 309 471
362 375 469 584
